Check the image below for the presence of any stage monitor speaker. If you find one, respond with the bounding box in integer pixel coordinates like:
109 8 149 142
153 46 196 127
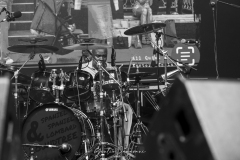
0 77 23 160
136 77 240 160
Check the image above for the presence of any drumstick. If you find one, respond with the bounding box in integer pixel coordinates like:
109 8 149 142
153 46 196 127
127 56 133 76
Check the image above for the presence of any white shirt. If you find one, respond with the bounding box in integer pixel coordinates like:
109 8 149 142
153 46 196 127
81 61 114 79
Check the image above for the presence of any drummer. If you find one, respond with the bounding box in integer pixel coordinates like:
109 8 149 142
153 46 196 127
81 48 133 149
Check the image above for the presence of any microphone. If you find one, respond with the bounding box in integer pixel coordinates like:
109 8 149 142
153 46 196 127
111 48 116 67
210 0 218 7
181 39 199 44
38 54 46 71
1 11 22 22
78 56 83 70
59 143 72 154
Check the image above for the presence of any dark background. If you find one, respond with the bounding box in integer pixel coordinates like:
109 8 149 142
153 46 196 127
192 0 240 78
53 0 240 79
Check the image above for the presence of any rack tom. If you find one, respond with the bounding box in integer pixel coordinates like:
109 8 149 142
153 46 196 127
29 71 56 104
64 70 93 102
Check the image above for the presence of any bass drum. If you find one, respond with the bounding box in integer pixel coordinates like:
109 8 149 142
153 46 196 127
64 70 93 102
21 103 95 160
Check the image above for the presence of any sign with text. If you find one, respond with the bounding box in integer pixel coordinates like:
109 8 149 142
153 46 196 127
171 43 200 66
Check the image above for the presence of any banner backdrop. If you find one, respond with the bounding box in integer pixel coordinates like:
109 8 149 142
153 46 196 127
88 0 113 39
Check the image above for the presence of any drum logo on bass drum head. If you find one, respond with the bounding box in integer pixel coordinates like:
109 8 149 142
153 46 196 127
45 108 58 111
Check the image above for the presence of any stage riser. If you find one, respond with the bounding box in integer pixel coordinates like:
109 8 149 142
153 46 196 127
12 3 34 12
9 22 31 31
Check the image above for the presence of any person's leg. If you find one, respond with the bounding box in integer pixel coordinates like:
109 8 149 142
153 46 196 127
140 7 148 25
166 0 172 14
132 4 143 18
146 7 153 24
177 0 183 14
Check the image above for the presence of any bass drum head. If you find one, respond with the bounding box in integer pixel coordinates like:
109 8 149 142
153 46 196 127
21 103 82 160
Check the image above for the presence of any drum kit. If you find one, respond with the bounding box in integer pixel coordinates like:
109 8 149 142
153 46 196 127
0 23 196 160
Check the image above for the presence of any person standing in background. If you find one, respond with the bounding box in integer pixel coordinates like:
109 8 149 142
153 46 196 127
166 0 183 15
132 0 153 47
132 0 153 25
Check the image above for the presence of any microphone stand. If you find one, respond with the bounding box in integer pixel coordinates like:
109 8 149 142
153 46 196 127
22 143 70 160
212 0 240 9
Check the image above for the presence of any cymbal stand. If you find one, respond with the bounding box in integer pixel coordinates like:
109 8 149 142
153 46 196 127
150 34 185 79
154 31 168 86
131 67 148 146
96 60 107 159
111 89 119 160
11 53 36 122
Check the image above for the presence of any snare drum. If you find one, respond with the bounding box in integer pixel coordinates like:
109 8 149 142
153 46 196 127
64 70 93 102
94 69 128 98
21 103 95 160
29 71 56 104
80 98 112 118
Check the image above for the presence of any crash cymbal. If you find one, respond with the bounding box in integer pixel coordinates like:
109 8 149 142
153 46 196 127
129 72 155 78
124 23 166 36
8 45 59 53
63 43 111 50
0 68 31 84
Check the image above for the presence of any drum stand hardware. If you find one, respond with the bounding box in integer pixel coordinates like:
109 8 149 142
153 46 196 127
85 49 128 160
131 67 149 145
111 90 122 160
49 68 69 103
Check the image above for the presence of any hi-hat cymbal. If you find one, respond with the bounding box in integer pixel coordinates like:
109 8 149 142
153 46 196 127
129 72 155 78
63 43 111 50
8 45 59 53
124 23 166 36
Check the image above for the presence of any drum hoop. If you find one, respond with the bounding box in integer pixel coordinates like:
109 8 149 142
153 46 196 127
32 70 51 74
70 70 94 81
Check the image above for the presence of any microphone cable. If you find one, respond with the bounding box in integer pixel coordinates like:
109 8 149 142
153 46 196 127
211 2 219 79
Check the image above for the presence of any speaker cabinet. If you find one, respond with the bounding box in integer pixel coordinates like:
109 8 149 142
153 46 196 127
137 77 240 160
0 77 23 160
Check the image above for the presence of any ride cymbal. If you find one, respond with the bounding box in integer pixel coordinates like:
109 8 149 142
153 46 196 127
8 45 59 53
63 43 111 50
124 23 166 36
